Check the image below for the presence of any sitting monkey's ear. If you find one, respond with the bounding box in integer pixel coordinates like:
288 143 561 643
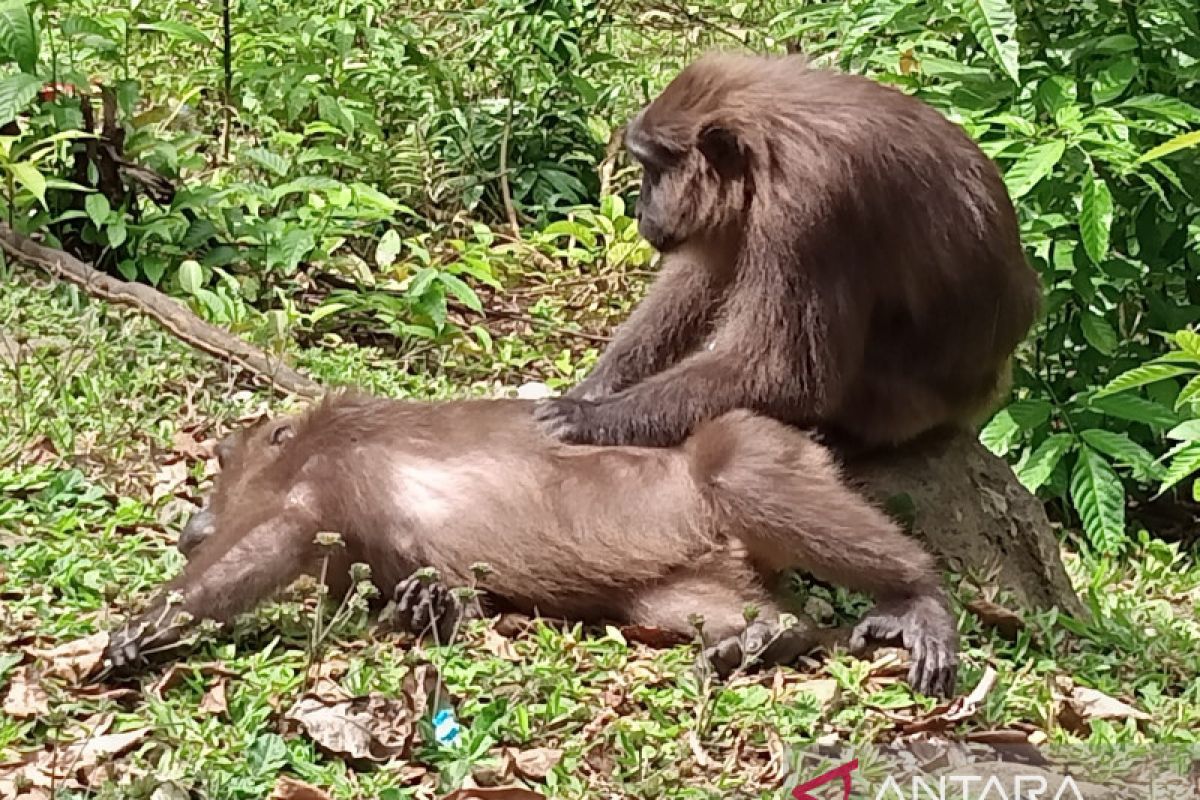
697 124 747 180
269 423 295 446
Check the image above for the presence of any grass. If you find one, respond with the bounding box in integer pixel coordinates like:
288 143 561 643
1 279 1198 799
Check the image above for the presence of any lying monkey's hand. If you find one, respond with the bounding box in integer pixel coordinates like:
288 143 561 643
103 615 187 677
387 577 463 645
533 397 611 444
850 594 959 698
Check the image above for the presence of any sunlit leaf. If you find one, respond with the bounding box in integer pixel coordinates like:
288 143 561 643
9 161 45 208
1094 363 1193 397
1080 311 1118 356
0 1 39 74
956 0 1020 83
1080 429 1164 482
1016 433 1074 492
178 259 204 294
1136 130 1200 164
0 72 42 126
375 229 402 269
137 21 213 47
1070 447 1126 554
1080 168 1113 264
1003 140 1065 199
1157 442 1200 496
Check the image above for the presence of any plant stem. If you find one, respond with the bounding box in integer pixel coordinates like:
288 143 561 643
222 0 233 161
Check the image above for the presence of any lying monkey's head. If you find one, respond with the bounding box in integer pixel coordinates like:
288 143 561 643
177 415 298 557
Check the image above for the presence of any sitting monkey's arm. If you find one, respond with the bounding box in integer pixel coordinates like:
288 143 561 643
567 255 728 401
104 512 317 673
542 270 868 447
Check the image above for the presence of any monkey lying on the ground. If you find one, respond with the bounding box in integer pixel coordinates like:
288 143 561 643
536 52 1042 452
105 393 958 696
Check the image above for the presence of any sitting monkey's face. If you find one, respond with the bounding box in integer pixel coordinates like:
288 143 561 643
176 415 298 558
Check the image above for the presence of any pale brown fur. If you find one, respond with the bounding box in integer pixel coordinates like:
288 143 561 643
105 392 958 695
536 51 1042 451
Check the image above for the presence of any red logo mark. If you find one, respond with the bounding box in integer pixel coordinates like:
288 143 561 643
792 758 859 800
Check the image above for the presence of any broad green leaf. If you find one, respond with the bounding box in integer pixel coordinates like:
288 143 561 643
317 95 355 136
84 193 111 228
310 302 349 325
1016 433 1074 492
1006 399 1052 430
440 272 483 312
1091 56 1137 104
1080 429 1164 482
8 161 45 208
957 0 1020 83
1079 311 1118 356
136 21 213 47
375 229 402 269
1176 374 1200 410
1166 420 1200 441
106 220 127 248
979 408 1020 456
846 0 920 49
1174 330 1200 358
271 176 343 203
1090 393 1180 427
0 1 38 73
1070 447 1126 554
0 72 42 126
407 266 439 297
1157 442 1200 496
542 219 597 248
1003 140 1065 199
1094 363 1193 397
178 259 203 294
1136 130 1200 164
273 229 315 273
1121 95 1200 125
1080 169 1113 264
243 147 290 177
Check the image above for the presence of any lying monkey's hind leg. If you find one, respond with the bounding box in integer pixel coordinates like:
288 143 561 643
851 594 958 698
703 617 827 679
387 576 464 645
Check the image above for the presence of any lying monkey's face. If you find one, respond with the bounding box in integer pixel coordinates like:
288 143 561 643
177 416 297 557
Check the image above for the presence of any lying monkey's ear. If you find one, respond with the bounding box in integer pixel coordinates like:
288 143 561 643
270 423 295 446
697 124 746 179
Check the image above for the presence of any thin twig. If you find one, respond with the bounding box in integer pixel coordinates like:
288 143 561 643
498 93 521 239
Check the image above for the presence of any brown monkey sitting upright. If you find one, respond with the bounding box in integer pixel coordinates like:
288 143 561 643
105 393 958 696
535 52 1042 450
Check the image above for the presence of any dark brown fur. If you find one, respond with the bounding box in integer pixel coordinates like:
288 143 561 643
104 393 958 696
536 52 1042 450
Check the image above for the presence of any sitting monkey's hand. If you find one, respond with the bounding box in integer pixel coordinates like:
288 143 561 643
387 576 463 644
533 397 612 445
850 594 959 698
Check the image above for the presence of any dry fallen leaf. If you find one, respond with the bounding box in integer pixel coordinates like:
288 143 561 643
270 775 333 800
30 632 108 684
285 694 416 763
482 628 520 660
149 662 237 701
0 726 150 791
966 598 1025 641
170 430 213 463
3 667 50 718
1057 685 1150 734
792 678 840 711
150 460 191 503
442 788 547 800
902 666 996 734
512 747 563 781
198 677 228 716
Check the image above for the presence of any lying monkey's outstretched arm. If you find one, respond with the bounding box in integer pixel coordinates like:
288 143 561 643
105 512 317 672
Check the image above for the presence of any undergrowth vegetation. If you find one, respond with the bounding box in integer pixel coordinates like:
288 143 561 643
0 0 1198 796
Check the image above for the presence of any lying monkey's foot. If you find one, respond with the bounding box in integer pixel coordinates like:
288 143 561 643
388 577 463 644
850 594 959 698
702 619 825 679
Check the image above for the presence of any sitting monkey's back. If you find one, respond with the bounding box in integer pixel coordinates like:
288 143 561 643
266 392 813 614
